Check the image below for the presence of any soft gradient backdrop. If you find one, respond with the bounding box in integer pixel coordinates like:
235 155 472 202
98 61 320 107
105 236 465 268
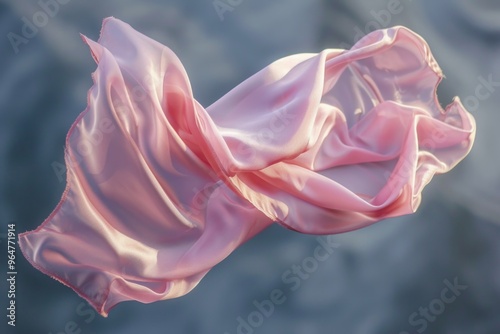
1 1 499 333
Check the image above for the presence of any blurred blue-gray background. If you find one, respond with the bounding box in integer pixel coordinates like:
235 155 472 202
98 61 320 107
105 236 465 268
1 0 500 333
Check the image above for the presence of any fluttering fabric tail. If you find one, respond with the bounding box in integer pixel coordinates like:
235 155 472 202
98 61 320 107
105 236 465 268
19 17 475 316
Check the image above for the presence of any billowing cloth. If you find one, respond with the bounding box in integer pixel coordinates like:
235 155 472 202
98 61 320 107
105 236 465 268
18 17 475 316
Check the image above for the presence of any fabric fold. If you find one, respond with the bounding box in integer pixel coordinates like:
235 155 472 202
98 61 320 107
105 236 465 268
19 17 475 316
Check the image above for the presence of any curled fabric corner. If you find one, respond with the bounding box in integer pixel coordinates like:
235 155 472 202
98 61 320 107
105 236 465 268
18 17 475 316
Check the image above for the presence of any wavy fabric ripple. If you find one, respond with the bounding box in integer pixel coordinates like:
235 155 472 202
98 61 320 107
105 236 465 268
18 17 475 316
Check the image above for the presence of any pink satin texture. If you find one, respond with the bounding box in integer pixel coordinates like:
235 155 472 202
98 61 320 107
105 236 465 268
19 17 475 316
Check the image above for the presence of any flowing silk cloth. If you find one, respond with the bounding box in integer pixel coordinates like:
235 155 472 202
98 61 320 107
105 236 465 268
19 18 475 316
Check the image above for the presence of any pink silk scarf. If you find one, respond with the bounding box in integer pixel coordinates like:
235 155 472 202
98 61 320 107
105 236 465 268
19 17 475 316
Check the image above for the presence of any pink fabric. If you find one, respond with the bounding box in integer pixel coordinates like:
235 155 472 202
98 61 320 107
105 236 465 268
19 17 475 316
